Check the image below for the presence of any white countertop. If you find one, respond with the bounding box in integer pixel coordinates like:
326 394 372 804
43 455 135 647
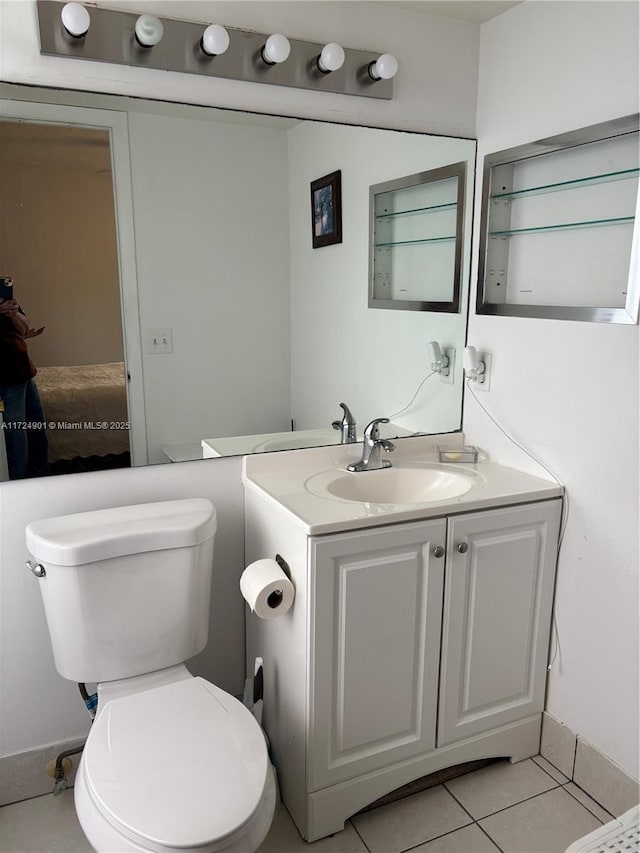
242 435 563 535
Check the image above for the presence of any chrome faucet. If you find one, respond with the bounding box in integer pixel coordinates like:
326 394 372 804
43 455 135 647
347 418 395 472
332 402 357 444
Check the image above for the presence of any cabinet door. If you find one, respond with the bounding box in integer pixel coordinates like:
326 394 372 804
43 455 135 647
309 519 446 791
438 500 561 746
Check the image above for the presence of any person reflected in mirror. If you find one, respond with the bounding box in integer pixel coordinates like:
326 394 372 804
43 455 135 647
0 288 49 479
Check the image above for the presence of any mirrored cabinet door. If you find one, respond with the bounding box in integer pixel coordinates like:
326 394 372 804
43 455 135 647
369 162 466 313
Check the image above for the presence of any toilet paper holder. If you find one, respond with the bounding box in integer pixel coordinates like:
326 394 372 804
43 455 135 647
267 556 291 609
274 554 291 578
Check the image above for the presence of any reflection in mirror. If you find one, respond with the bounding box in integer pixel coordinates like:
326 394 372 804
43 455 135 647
0 121 130 480
369 162 467 313
0 85 475 481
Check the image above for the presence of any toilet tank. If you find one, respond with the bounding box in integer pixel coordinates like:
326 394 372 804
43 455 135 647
26 499 217 684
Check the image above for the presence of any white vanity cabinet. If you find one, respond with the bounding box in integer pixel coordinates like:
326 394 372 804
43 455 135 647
244 489 562 842
438 502 560 746
309 519 446 790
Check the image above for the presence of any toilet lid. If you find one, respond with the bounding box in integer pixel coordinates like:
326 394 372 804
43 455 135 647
84 677 269 850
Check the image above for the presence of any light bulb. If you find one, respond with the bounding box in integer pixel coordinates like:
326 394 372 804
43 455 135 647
135 14 164 47
368 53 398 81
61 2 90 37
318 42 345 73
201 24 230 57
261 34 291 65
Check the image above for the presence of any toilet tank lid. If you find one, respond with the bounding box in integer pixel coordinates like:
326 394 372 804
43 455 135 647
26 499 216 566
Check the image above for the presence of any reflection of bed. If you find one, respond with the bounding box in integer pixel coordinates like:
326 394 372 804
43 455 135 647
35 362 129 463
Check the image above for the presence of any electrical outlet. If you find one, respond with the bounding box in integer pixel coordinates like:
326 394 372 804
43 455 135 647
440 347 455 384
145 328 173 354
471 352 492 392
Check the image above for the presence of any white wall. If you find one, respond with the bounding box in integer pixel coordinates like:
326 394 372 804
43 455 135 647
0 1 480 760
128 112 291 461
468 0 639 779
288 121 474 434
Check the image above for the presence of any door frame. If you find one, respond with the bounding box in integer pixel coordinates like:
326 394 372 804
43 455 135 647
0 98 148 466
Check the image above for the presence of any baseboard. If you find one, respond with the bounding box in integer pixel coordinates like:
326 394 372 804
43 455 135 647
540 712 639 817
0 738 85 807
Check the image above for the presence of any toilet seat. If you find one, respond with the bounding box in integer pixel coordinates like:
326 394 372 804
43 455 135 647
83 677 269 851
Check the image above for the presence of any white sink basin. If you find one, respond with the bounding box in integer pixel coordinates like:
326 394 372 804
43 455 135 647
306 465 476 506
257 434 338 453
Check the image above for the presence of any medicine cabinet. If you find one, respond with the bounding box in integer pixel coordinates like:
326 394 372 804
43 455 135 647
369 162 466 312
477 114 639 323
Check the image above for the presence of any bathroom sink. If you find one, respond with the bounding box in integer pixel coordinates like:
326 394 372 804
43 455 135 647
306 465 476 505
257 434 338 452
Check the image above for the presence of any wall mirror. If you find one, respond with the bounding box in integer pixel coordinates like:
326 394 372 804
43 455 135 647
0 83 475 481
477 114 639 324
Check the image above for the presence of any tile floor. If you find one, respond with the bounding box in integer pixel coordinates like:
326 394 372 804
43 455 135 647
0 756 614 853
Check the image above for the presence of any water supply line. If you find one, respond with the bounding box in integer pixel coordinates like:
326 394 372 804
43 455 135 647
50 683 97 796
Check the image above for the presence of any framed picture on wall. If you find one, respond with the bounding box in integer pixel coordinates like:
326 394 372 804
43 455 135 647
311 170 342 248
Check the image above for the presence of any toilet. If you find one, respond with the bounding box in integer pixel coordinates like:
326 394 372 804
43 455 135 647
26 499 276 853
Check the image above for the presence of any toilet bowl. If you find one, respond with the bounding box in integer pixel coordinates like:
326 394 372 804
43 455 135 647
26 499 276 853
75 668 276 853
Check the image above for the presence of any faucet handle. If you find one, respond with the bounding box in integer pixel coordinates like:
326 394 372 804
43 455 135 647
363 417 390 442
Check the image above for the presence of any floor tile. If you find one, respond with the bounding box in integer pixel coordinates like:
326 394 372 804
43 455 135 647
258 803 367 852
563 782 615 824
444 758 557 819
0 789 91 853
411 823 500 852
532 754 570 785
351 784 472 853
479 786 602 853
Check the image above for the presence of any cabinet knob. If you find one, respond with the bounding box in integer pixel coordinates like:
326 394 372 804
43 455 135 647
457 542 469 554
433 546 445 558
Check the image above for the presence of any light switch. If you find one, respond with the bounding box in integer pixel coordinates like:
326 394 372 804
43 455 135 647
145 328 173 354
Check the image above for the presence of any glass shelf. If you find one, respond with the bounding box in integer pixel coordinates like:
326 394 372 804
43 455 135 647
491 167 639 200
489 215 634 238
375 236 457 247
375 201 457 219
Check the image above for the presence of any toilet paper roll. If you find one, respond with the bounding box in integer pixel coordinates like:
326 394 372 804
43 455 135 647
240 558 295 619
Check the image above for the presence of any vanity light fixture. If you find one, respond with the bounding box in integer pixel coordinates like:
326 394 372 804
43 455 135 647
61 2 90 37
37 3 395 99
368 53 399 81
200 24 230 57
135 14 164 47
317 43 345 74
261 34 291 65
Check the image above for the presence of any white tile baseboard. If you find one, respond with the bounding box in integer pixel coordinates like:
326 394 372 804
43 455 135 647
540 711 577 779
0 739 85 807
573 739 640 817
540 712 639 817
